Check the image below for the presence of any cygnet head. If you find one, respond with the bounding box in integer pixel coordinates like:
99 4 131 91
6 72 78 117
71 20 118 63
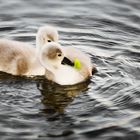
39 42 64 71
36 25 59 51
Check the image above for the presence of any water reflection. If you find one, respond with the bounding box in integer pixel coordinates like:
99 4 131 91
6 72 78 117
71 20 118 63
0 71 90 114
38 79 90 113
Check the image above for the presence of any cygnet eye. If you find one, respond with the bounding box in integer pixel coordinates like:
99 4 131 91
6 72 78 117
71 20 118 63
47 40 51 42
58 53 62 57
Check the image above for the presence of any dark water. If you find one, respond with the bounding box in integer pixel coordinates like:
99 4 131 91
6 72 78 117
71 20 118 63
0 0 140 139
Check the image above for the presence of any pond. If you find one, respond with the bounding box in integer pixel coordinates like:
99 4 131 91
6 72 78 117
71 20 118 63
0 0 140 139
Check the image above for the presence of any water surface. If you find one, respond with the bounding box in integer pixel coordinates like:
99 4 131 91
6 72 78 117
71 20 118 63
0 0 140 139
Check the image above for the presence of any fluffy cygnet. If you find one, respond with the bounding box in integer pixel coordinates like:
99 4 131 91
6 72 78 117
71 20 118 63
39 42 85 85
37 26 95 79
0 25 58 76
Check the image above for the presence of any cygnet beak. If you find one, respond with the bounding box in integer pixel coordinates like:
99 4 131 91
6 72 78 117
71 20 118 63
61 57 74 66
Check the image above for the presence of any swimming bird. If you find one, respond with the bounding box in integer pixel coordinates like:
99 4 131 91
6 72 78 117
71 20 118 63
0 25 58 76
39 42 86 85
37 26 96 79
0 25 95 85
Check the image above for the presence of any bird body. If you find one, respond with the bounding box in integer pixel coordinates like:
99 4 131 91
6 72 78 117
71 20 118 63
63 46 93 78
0 39 45 76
